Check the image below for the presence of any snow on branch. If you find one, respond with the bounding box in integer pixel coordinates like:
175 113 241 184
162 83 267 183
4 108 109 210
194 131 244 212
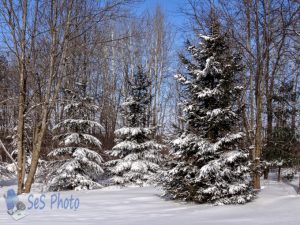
196 87 221 99
73 148 103 165
199 34 213 41
214 132 245 151
61 133 102 147
113 141 141 152
53 119 104 131
115 127 152 137
193 57 214 78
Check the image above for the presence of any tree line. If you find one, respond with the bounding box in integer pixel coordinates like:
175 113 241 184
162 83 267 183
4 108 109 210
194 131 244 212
0 0 299 194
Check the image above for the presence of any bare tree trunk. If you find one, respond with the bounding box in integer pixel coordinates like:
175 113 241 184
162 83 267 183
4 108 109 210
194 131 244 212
291 61 299 133
277 166 281 182
16 0 28 194
24 0 73 193
263 0 273 148
263 167 269 180
0 139 17 167
298 171 300 194
253 0 262 190
245 0 254 132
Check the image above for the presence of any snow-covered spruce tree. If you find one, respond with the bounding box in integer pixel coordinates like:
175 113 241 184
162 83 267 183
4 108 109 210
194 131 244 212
163 33 253 204
106 66 164 186
46 83 104 191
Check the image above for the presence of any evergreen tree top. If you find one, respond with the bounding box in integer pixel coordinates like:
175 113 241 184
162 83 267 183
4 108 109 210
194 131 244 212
175 33 244 141
122 66 151 128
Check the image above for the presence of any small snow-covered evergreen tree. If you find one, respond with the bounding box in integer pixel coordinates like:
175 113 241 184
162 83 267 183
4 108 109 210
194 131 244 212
163 32 253 204
106 66 164 186
46 82 104 191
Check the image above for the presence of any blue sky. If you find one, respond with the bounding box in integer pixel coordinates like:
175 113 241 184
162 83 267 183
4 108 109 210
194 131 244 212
135 0 186 26
134 0 188 48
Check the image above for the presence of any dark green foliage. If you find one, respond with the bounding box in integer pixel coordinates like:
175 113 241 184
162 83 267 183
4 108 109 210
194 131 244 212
162 33 253 205
106 66 164 186
264 127 300 166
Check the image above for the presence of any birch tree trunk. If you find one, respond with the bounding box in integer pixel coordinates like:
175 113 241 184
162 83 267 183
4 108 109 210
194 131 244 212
24 0 73 193
16 0 28 194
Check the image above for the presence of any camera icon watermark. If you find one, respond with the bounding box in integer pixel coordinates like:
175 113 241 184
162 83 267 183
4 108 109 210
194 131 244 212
3 188 28 220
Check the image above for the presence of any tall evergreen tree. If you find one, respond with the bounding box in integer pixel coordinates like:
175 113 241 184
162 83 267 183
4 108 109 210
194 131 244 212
46 83 104 191
162 33 253 204
106 66 164 186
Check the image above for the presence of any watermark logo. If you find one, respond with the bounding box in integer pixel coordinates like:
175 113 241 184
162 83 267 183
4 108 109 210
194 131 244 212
4 189 28 220
2 188 80 221
27 193 80 210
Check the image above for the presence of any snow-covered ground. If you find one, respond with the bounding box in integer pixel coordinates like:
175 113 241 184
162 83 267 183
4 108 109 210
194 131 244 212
0 175 299 225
